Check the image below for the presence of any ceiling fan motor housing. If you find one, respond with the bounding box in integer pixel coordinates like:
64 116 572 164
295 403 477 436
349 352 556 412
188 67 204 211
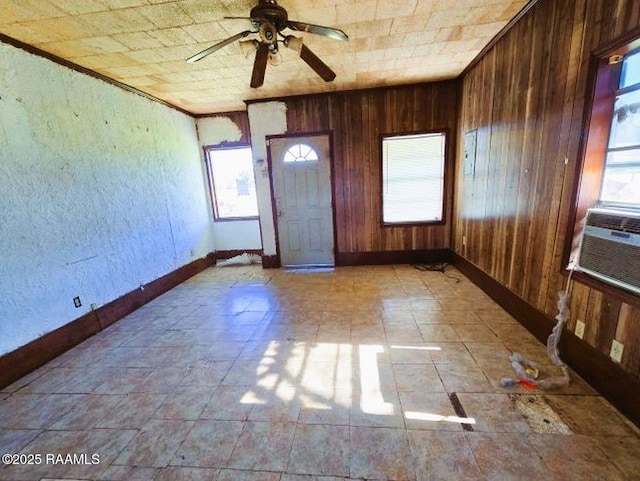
250 0 288 31
259 22 278 44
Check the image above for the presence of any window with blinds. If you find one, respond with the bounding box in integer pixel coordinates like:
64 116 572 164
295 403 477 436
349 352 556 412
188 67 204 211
381 132 446 224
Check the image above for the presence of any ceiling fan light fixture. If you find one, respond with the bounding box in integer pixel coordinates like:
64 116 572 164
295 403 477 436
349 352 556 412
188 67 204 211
268 51 283 66
284 35 303 53
239 39 259 58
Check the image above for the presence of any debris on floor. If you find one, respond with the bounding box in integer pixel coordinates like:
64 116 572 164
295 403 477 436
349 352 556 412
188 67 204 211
501 291 571 390
510 394 572 434
216 252 262 266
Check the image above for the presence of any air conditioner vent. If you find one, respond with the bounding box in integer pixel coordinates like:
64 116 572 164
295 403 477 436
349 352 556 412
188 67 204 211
586 212 625 230
578 208 640 295
580 235 640 289
623 218 640 235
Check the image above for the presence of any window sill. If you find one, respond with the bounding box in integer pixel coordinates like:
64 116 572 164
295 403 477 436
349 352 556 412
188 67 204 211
213 216 260 223
382 220 446 227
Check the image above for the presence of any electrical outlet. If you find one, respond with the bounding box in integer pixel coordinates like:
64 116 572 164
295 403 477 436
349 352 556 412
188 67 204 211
462 235 467 247
73 296 82 308
610 340 624 363
575 320 586 339
90 303 98 310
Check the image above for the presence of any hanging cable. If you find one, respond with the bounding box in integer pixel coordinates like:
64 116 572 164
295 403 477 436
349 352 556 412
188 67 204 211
412 262 461 283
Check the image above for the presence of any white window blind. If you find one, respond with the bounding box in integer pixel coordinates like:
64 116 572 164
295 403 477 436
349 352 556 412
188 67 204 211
382 132 446 224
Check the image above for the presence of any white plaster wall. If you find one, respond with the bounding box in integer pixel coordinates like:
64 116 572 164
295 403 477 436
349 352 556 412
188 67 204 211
213 221 262 251
197 117 243 146
0 43 214 356
247 102 288 256
196 116 262 251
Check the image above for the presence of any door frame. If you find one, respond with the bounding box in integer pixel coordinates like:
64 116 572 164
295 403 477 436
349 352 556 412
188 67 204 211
266 130 338 268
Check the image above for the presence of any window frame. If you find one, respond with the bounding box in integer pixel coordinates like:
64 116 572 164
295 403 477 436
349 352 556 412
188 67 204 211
598 49 640 208
203 144 259 222
564 27 640 307
379 129 449 227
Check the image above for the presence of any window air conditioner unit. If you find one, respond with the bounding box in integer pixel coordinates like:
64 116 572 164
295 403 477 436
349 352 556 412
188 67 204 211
577 207 640 295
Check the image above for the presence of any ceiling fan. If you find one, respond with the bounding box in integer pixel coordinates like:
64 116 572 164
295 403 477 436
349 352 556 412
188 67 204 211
185 0 349 88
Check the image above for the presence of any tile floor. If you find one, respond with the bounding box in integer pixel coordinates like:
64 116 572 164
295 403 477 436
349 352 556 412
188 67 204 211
1 264 639 481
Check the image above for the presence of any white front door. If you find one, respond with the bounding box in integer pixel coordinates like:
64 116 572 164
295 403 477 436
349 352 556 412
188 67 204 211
268 135 335 266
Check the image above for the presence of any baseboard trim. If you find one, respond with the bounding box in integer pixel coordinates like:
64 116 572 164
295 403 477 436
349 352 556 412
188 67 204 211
215 249 263 260
451 252 640 428
0 253 215 390
336 249 450 266
261 255 281 269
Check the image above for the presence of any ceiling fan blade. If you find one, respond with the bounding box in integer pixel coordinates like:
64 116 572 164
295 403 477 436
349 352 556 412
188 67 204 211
186 30 252 63
286 20 348 41
299 44 336 82
251 43 269 88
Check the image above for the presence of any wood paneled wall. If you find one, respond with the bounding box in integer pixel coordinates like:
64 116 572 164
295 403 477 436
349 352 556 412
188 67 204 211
283 82 459 254
454 0 640 378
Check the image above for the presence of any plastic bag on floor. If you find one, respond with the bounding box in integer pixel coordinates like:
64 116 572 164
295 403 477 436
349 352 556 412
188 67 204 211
501 291 570 390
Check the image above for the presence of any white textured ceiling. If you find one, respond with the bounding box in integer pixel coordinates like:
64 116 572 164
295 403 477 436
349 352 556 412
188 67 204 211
0 0 529 114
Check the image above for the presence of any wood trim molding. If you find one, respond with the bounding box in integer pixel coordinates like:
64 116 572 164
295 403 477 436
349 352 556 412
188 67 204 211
337 249 450 266
265 138 283 268
204 141 252 150
263 130 334 141
193 110 248 119
0 33 193 117
261 249 450 268
461 0 541 77
261 255 281 268
0 253 215 391
451 252 640 428
593 25 640 58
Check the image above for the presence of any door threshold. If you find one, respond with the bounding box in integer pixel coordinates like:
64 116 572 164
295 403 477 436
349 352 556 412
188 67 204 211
283 264 335 273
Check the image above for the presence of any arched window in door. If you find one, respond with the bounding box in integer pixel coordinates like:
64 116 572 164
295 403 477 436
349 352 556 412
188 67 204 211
283 143 319 163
